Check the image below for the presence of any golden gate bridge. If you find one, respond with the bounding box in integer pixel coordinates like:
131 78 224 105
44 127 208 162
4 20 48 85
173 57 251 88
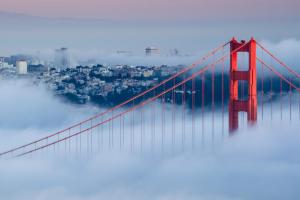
0 37 299 158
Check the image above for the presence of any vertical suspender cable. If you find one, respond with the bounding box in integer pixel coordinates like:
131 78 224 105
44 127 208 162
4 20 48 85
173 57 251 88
98 121 101 152
172 78 176 152
192 77 195 150
68 129 71 154
280 79 283 120
261 49 264 122
122 114 125 149
289 77 292 121
76 128 78 156
202 73 205 147
79 123 82 155
65 130 67 155
101 116 104 151
182 79 186 151
270 75 273 121
212 52 216 145
90 121 93 155
152 90 156 153
119 115 122 150
221 49 225 139
87 122 89 156
211 61 215 146
162 83 165 153
111 111 114 149
140 97 143 153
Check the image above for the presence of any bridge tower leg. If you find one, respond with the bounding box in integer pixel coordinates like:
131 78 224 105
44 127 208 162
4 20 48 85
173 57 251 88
229 38 257 132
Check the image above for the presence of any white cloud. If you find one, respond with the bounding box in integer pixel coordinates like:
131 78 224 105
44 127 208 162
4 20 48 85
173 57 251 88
259 38 300 72
0 79 299 200
0 123 299 200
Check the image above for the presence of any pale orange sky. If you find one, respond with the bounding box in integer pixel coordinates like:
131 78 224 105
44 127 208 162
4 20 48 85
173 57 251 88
0 0 299 20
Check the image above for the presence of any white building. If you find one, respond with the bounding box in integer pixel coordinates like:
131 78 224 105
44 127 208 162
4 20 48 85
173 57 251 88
16 60 28 74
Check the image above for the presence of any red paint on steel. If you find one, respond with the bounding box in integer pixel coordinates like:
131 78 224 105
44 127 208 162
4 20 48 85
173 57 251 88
229 38 257 133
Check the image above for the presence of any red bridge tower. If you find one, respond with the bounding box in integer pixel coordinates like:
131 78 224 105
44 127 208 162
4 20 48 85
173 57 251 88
229 38 257 132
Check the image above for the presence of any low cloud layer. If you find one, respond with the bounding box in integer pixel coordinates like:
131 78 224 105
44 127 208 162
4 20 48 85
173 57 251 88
26 38 300 70
0 77 299 200
260 38 300 71
0 80 101 151
0 123 299 200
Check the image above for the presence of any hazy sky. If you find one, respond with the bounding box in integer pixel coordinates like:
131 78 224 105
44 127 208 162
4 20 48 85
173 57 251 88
1 0 299 21
0 0 299 64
